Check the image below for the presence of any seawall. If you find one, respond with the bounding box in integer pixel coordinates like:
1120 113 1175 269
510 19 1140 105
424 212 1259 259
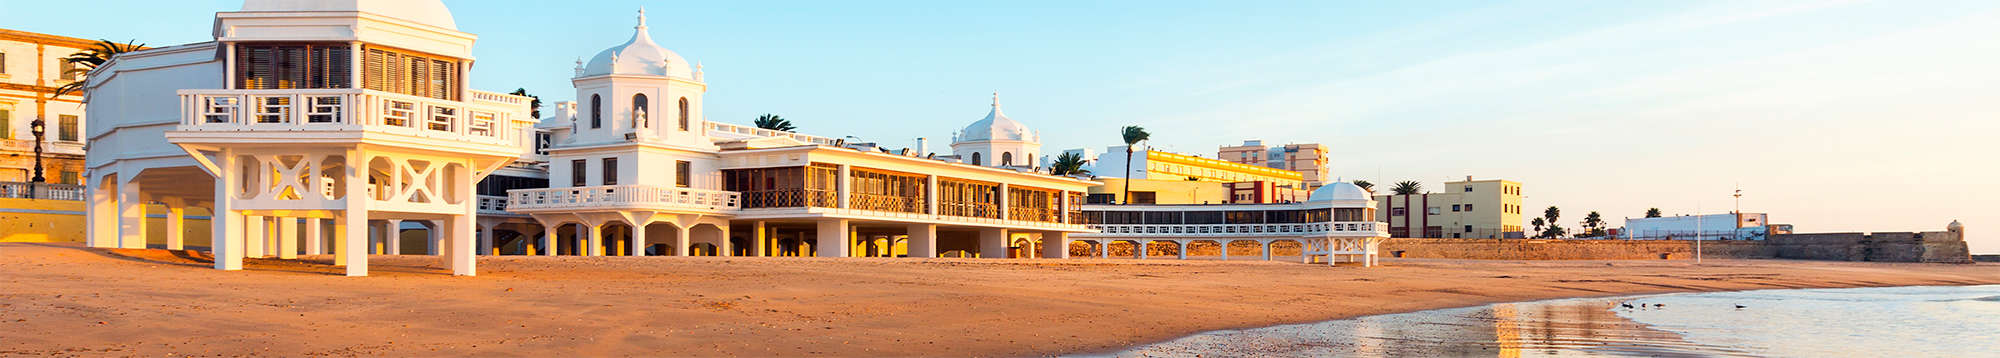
1382 231 1972 263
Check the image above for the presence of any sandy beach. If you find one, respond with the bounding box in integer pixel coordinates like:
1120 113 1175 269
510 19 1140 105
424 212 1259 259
2 242 1995 357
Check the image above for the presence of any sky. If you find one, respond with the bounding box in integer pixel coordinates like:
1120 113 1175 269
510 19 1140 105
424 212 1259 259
5 0 1996 253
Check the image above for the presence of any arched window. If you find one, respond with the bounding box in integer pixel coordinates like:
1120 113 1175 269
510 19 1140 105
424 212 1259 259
632 93 649 128
1002 152 1013 166
971 152 982 166
1025 153 1033 166
678 97 690 131
589 94 602 129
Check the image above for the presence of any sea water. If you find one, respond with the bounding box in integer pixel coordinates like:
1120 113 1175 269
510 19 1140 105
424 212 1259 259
1094 285 2000 357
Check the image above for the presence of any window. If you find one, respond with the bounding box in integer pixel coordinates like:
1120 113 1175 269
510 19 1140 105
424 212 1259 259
590 94 602 128
1451 204 1461 212
0 52 7 74
675 160 691 188
60 58 77 80
1129 191 1156 204
632 93 649 128
0 109 10 139
58 115 78 141
1391 207 1406 217
677 97 689 131
60 171 79 184
1002 152 1013 166
1465 225 1473 233
601 158 618 185
970 152 981 166
1464 204 1473 211
534 132 551 155
361 46 455 100
570 160 586 186
1086 193 1114 204
238 43 352 90
1427 207 1440 215
1464 186 1473 192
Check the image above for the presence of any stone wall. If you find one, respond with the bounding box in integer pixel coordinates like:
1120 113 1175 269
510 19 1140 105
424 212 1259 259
1381 231 1971 263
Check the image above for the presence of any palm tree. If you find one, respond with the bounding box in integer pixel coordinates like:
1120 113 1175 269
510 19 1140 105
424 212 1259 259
1391 181 1423 195
1119 126 1150 204
1582 211 1605 237
509 88 543 119
754 114 796 132
53 39 146 97
1645 208 1662 218
1531 217 1547 238
1353 180 1374 192
1048 152 1090 176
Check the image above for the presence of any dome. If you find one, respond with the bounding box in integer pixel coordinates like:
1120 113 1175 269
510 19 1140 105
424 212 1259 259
580 9 695 79
1947 220 1963 231
241 0 457 30
957 93 1037 143
1309 182 1372 202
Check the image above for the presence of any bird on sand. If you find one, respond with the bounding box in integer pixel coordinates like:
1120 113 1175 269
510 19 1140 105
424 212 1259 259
1734 304 1747 309
1621 303 1635 309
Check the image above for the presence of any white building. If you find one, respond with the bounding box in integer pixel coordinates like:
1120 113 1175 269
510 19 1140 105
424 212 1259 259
0 28 93 185
1622 213 1771 240
1072 182 1388 266
948 93 1040 169
83 0 538 276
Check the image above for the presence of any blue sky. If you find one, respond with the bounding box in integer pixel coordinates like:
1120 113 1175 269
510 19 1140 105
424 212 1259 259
6 0 1996 253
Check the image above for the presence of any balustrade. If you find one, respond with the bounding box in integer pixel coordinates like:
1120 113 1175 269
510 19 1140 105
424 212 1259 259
507 185 741 212
0 182 85 201
1083 221 1384 236
176 89 518 147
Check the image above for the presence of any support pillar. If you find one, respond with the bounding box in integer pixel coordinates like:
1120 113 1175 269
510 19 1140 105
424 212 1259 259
1219 241 1230 261
1262 241 1273 261
448 214 474 276
1139 240 1150 259
906 223 936 258
385 219 403 255
752 221 769 257
630 222 648 257
165 201 186 250
244 215 266 258
86 175 117 248
978 228 1008 259
1176 240 1187 260
116 178 146 249
816 219 849 258
541 225 557 256
673 223 691 256
304 218 323 255
341 149 369 276
1040 232 1068 259
332 214 348 266
211 153 242 270
717 225 733 257
1100 241 1109 259
586 224 604 256
478 222 496 256
427 220 442 256
277 217 298 259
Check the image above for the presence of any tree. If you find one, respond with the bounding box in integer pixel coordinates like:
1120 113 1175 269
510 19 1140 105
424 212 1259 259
1353 180 1374 192
53 39 146 97
754 114 796 132
1048 152 1090 176
1391 181 1423 195
1540 206 1566 239
508 88 543 119
1582 211 1606 237
1531 217 1546 236
1645 208 1662 218
1119 126 1150 204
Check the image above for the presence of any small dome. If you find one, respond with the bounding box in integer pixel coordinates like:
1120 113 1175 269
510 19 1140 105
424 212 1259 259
241 0 457 29
580 8 694 79
1309 182 1371 202
1947 220 1963 231
957 93 1037 143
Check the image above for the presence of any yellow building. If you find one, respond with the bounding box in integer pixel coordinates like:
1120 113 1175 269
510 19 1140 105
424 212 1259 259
1372 177 1524 238
1095 147 1305 189
1084 178 1230 205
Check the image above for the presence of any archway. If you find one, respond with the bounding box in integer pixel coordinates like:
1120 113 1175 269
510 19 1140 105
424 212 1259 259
1267 240 1304 260
1225 240 1263 260
601 221 635 256
691 224 729 256
1143 240 1183 259
1068 240 1096 257
1186 240 1224 259
642 222 679 256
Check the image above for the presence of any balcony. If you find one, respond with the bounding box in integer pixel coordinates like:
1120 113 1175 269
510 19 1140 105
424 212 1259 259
476 195 522 216
172 89 525 152
1080 221 1388 238
706 121 842 146
0 182 85 201
506 185 741 214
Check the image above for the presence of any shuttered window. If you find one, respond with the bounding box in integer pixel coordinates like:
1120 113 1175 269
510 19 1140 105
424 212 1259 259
236 43 350 90
59 115 78 142
361 46 458 100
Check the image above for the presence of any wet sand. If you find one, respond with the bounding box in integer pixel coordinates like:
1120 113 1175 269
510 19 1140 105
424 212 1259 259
2 242 1995 357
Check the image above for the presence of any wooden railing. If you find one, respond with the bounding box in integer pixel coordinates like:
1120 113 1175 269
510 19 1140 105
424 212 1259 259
738 188 837 209
848 192 925 214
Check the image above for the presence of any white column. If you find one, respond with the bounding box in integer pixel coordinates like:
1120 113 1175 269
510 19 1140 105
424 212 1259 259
332 214 348 266
212 152 243 270
1262 241 1273 261
541 225 557 256
276 217 298 259
906 223 936 258
304 218 323 255
673 223 691 256
752 221 768 257
1100 241 1109 259
816 219 849 258
997 183 1010 221
978 228 1008 259
243 215 266 258
427 220 443 256
835 165 851 209
448 214 474 276
1219 240 1229 261
478 222 496 256
86 175 116 248
1040 232 1069 259
1175 241 1188 260
1139 240 1150 259
385 219 403 255
116 178 147 249
716 225 733 257
587 224 605 256
924 175 939 215
165 201 186 250
341 149 369 276
630 221 648 257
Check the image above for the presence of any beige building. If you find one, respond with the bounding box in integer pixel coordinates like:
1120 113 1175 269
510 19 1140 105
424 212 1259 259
1372 177 1524 238
1217 140 1329 187
1096 146 1305 189
0 28 94 184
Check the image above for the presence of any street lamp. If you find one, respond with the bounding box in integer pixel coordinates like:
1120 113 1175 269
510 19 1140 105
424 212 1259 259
28 117 46 199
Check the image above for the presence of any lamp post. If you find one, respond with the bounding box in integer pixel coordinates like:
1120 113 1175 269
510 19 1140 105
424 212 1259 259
27 117 46 199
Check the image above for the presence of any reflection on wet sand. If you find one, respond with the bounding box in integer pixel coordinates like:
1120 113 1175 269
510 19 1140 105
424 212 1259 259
1094 297 1739 357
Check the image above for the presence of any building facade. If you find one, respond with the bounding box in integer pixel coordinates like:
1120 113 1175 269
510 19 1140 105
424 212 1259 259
1372 177 1524 238
0 29 92 184
1217 140 1328 187
1073 182 1388 266
1621 212 1771 240
1095 147 1305 189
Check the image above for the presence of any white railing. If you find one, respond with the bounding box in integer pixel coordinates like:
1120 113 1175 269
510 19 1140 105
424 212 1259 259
467 89 533 106
176 89 519 147
1082 221 1387 237
799 206 1093 231
506 185 741 212
476 195 519 216
705 122 843 146
0 182 86 201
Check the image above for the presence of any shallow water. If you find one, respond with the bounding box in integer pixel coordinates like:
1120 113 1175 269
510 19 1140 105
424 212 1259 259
1092 285 2000 357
